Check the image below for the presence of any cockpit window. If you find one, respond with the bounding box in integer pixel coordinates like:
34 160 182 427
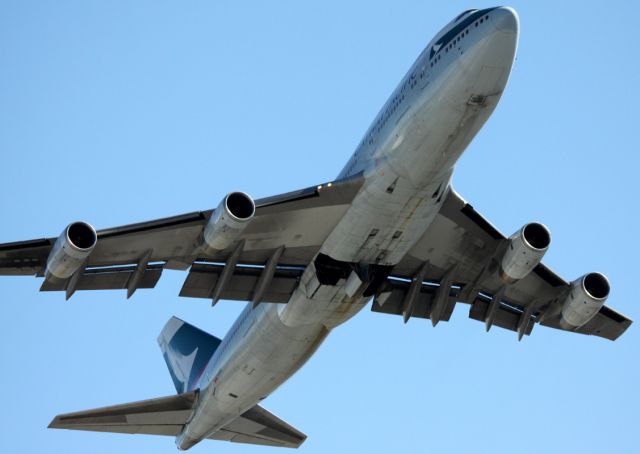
454 9 477 23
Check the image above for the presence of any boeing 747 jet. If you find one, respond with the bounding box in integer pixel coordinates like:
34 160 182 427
0 6 631 450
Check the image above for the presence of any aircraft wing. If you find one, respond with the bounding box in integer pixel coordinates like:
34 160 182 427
49 391 306 448
2 174 630 340
373 188 632 341
0 175 363 299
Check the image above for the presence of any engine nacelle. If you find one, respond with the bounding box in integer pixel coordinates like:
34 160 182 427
46 221 97 280
203 192 255 251
500 222 551 283
560 272 610 329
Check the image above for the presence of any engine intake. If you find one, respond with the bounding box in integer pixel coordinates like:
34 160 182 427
560 272 610 329
46 221 97 280
500 222 551 283
203 192 255 251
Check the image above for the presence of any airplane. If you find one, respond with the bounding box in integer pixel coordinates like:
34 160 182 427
0 6 632 450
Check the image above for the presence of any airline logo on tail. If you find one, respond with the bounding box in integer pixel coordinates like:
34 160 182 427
157 317 222 393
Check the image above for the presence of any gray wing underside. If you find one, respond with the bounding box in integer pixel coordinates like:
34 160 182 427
173 186 630 341
48 392 198 437
49 391 306 448
374 188 631 341
1 174 630 340
0 176 364 297
208 404 307 448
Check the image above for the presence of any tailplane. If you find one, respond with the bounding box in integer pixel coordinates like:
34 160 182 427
49 393 306 448
49 391 198 437
50 316 306 448
157 316 222 393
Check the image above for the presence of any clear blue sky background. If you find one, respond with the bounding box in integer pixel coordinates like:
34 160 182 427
1 1 638 453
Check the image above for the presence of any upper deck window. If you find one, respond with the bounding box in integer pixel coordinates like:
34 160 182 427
454 9 477 23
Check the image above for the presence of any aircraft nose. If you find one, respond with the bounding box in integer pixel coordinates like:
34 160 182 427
491 6 519 34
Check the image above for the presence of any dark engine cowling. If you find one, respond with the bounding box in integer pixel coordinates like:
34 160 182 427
46 221 97 280
560 272 610 329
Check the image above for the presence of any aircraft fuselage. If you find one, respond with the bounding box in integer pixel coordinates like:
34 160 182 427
177 7 519 449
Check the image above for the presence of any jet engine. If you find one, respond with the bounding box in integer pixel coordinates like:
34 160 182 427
560 272 610 329
203 192 255 251
46 221 97 280
500 222 551 283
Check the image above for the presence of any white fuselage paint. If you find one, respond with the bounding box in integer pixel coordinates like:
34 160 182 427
177 7 519 449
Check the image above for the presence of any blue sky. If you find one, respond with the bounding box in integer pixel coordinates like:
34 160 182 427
1 1 638 453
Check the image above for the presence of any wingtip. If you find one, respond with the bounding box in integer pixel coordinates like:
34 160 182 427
48 416 62 429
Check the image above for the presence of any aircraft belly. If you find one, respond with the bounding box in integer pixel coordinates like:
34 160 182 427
218 306 328 398
180 304 329 446
390 72 504 185
321 39 509 269
320 173 447 265
277 272 371 328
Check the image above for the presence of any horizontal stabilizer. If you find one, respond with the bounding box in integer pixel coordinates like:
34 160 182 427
209 403 307 448
49 391 306 448
48 391 198 436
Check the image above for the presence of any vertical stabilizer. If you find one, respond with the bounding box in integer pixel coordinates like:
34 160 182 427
157 317 222 393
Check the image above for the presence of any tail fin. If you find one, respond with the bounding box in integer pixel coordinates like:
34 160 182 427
157 317 222 393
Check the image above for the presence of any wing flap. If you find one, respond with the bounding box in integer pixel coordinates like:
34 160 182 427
371 281 457 322
39 265 163 292
468 296 534 335
180 263 304 303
